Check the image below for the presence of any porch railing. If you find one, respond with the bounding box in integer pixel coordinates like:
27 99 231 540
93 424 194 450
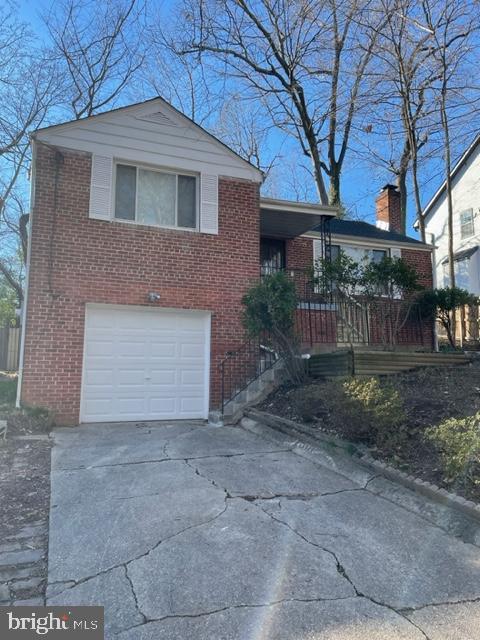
219 333 279 414
260 267 430 349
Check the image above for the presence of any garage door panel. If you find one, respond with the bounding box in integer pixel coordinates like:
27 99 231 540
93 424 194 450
180 369 204 385
84 368 115 386
179 396 205 413
149 342 177 358
117 397 147 415
82 307 210 422
179 343 205 359
149 369 177 385
115 367 148 385
148 395 177 419
83 398 114 418
85 340 115 357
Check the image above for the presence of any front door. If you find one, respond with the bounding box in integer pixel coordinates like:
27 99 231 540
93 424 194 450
260 238 286 275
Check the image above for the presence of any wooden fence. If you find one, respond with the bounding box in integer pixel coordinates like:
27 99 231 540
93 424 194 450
0 326 21 371
436 303 480 347
309 350 471 378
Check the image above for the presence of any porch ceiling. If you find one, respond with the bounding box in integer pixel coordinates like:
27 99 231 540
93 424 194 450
260 197 337 239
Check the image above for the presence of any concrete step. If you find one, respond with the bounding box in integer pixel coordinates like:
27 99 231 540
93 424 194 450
220 360 285 424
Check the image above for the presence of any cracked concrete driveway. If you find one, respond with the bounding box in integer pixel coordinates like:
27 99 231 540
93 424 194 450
46 420 480 639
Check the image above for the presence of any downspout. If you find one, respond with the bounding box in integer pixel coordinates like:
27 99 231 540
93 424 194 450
16 138 36 408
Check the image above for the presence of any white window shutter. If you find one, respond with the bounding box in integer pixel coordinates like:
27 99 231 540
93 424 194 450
200 174 218 234
89 155 113 220
391 247 402 260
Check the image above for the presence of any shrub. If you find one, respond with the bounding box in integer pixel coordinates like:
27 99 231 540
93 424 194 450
242 272 306 385
342 377 406 448
292 376 406 449
426 413 480 483
418 287 478 348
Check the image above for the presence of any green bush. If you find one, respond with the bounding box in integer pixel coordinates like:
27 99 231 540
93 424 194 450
426 413 480 483
242 272 306 385
342 377 406 448
292 376 406 449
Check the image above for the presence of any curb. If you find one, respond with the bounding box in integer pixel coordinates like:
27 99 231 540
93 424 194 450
360 453 480 523
245 408 365 456
245 408 480 524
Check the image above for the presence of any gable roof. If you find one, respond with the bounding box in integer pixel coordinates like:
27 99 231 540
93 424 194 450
327 218 429 247
419 133 480 223
33 96 263 182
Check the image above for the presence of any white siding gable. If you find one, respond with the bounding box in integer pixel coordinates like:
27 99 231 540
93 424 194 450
424 143 480 293
35 99 262 183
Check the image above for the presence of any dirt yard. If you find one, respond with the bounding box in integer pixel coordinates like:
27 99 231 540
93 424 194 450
259 358 480 502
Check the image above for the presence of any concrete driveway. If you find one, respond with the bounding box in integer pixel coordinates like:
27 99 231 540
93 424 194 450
47 419 480 639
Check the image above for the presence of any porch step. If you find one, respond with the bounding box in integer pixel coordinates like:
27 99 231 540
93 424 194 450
221 361 285 424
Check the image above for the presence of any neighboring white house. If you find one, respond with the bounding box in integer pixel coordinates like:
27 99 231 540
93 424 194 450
417 136 480 294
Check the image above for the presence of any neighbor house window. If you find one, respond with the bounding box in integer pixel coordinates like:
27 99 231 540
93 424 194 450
460 209 474 239
327 244 341 261
114 163 198 229
372 249 387 263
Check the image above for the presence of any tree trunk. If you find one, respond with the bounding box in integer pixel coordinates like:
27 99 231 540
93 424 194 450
440 88 455 288
412 153 426 243
396 167 408 234
328 165 341 208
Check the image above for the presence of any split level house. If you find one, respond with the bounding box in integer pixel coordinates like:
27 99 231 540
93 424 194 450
17 97 434 426
417 134 480 294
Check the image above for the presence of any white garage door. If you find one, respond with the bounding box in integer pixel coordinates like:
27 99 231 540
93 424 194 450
81 305 210 422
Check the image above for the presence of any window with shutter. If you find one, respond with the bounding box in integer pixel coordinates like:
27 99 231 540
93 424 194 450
112 162 198 231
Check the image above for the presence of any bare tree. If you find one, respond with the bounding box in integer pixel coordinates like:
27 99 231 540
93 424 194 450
141 26 223 127
165 0 386 206
369 0 439 237
421 0 478 287
0 3 60 306
213 97 278 176
44 0 146 120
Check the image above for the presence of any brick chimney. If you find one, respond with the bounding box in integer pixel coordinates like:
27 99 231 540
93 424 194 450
375 184 402 234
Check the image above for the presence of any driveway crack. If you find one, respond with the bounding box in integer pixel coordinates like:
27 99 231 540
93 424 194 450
123 565 147 625
253 498 434 639
47 500 230 601
117 595 359 634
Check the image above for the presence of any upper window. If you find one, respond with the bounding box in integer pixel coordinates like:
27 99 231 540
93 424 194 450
114 163 198 230
460 208 474 239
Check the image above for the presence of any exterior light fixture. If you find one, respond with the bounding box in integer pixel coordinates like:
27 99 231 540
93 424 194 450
147 292 161 302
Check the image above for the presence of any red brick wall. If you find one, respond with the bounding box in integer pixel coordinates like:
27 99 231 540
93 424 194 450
401 247 434 349
286 237 313 270
21 143 260 424
400 248 433 289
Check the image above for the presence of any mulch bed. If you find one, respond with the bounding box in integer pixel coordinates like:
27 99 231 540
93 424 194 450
0 405 52 604
258 358 480 503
